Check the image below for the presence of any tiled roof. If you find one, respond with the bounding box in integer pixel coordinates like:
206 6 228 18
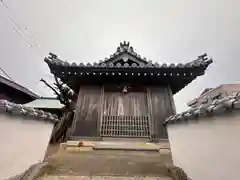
0 100 59 124
24 97 64 109
187 84 240 107
200 88 214 95
164 93 240 125
0 75 39 99
44 41 213 69
44 41 213 95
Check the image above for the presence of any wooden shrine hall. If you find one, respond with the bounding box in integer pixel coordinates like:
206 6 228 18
45 41 213 142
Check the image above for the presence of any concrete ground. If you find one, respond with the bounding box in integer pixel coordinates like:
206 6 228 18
45 144 60 158
40 141 173 180
39 175 173 179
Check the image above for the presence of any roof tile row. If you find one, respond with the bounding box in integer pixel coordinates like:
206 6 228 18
45 54 212 69
164 93 240 125
44 42 213 69
0 100 59 124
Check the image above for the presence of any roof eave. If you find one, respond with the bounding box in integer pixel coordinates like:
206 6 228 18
0 76 39 99
45 56 213 70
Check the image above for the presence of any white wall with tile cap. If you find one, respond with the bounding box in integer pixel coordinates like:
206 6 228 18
167 109 240 180
0 100 58 180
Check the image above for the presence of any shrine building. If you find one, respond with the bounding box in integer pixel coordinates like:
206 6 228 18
44 41 213 141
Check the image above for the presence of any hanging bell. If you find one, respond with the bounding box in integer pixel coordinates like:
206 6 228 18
122 86 128 93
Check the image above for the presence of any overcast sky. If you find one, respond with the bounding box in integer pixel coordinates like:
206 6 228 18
0 0 239 112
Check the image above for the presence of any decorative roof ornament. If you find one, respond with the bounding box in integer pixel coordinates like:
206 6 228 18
185 53 213 67
48 53 58 60
44 43 213 70
116 41 135 54
198 53 208 60
45 52 65 66
120 41 130 48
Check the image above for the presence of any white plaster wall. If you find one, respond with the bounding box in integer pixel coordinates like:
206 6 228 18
167 112 240 180
0 114 54 180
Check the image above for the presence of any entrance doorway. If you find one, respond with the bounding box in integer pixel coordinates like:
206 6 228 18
100 85 150 138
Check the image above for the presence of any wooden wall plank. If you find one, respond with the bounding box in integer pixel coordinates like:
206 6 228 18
103 92 148 116
149 87 174 139
71 86 102 137
70 84 175 140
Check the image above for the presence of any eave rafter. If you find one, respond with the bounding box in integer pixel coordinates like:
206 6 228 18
53 70 202 79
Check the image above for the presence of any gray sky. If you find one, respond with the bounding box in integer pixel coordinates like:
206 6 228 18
0 0 239 112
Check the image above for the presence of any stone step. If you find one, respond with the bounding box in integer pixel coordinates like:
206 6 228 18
45 150 173 177
66 140 170 151
39 175 173 180
92 144 159 152
63 140 171 153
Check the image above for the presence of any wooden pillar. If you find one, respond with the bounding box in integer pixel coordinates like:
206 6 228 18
69 88 82 137
97 85 104 138
148 86 174 140
146 88 155 140
167 85 177 114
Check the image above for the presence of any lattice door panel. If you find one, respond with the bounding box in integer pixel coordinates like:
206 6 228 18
100 115 150 137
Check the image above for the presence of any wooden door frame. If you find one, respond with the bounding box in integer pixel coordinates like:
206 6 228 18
97 85 105 138
99 85 154 139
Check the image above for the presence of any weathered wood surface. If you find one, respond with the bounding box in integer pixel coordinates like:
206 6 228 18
71 86 102 137
167 86 176 115
70 85 175 139
103 91 148 116
149 87 174 138
101 85 150 137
